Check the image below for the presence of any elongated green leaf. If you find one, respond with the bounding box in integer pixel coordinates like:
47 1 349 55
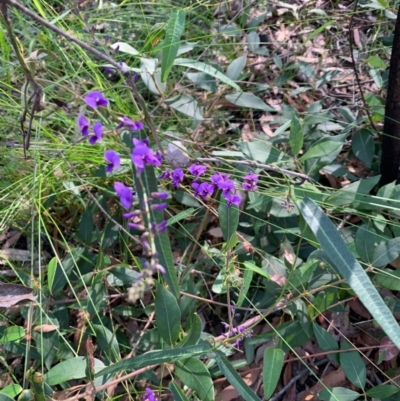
0 384 22 398
47 257 57 295
169 382 190 401
237 268 253 307
96 343 211 377
313 323 339 363
339 340 366 389
243 261 269 280
174 58 241 91
218 196 239 241
299 197 400 350
0 326 25 343
225 92 275 111
45 357 105 385
168 207 197 226
226 54 247 80
215 353 259 401
92 324 120 363
175 358 214 401
263 347 284 399
155 283 181 345
366 384 400 398
290 114 303 157
299 140 343 162
179 313 201 347
161 9 186 82
165 93 203 120
317 387 360 401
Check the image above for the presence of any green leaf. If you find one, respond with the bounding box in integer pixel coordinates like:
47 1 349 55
155 283 181 345
298 197 400 351
161 9 186 82
289 114 304 157
317 387 360 401
243 261 269 280
215 354 259 401
78 208 94 244
167 207 197 226
0 384 22 398
313 324 339 363
0 394 14 401
339 340 366 389
299 140 343 162
179 313 201 347
304 20 334 43
95 343 211 377
263 347 284 399
175 358 214 401
218 196 239 241
376 268 400 291
164 94 203 120
45 357 105 385
92 324 120 363
367 55 386 68
372 238 400 267
237 268 253 307
238 141 286 164
226 54 247 80
366 384 400 398
352 129 375 168
47 257 57 295
0 326 25 343
174 58 241 91
355 224 377 264
169 382 190 401
225 92 275 111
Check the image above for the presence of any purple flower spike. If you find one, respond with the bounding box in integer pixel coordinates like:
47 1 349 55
117 116 145 131
143 387 158 401
242 181 258 191
89 122 104 145
104 150 120 173
152 220 168 234
77 115 89 136
123 210 140 219
172 168 184 187
84 91 109 109
114 182 134 210
225 193 241 208
188 163 207 177
197 182 215 198
242 171 259 191
211 172 230 184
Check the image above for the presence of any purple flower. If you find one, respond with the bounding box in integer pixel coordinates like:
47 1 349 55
128 223 145 231
114 182 134 210
131 138 161 174
117 117 145 131
84 91 109 108
242 171 259 191
151 203 167 211
89 122 104 144
151 192 169 199
77 115 89 136
188 163 207 177
152 220 168 234
211 172 230 184
225 193 241 208
243 172 259 181
104 150 120 173
172 168 184 187
193 182 215 198
159 169 173 180
217 179 235 195
123 210 140 219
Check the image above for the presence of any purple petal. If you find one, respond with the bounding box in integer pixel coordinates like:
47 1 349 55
225 193 241 208
84 91 109 108
114 182 134 210
77 115 90 136
104 150 120 172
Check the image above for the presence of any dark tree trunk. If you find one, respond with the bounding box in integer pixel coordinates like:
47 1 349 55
380 7 400 186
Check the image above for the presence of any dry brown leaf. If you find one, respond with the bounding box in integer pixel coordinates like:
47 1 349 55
33 324 60 333
0 283 36 307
